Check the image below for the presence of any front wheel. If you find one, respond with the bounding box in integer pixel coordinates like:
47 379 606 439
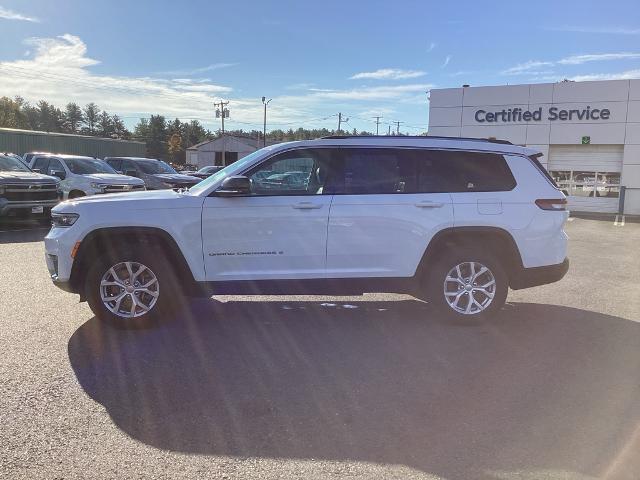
85 248 181 328
424 247 508 320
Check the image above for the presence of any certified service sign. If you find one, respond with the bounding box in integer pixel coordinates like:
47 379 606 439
474 106 611 123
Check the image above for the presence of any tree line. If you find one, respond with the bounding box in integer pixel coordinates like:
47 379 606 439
0 95 423 165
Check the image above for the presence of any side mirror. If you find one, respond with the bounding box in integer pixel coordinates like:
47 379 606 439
50 170 66 180
124 169 138 177
215 175 251 196
32 168 41 173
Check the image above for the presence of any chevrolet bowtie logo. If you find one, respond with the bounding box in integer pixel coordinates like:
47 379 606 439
28 185 41 189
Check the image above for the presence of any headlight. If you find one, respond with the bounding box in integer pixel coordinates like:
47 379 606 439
90 182 106 190
51 213 79 227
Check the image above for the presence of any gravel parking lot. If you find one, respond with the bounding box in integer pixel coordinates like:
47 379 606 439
1 217 639 480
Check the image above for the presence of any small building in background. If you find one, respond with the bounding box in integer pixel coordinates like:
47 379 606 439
0 127 146 158
186 135 279 168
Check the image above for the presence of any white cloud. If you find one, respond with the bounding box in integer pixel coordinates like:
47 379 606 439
311 84 434 101
441 55 451 68
566 69 640 82
157 63 236 76
427 42 436 52
548 25 640 35
558 52 640 65
0 34 433 132
0 34 234 123
349 68 426 80
502 60 554 75
0 6 39 22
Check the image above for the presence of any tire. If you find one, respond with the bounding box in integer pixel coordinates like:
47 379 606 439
424 246 508 321
84 247 183 329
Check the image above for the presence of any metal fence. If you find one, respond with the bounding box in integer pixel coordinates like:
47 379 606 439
0 128 146 159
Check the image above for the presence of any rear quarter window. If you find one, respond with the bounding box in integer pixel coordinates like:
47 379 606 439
417 150 516 193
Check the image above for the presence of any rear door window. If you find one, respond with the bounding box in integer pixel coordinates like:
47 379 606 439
334 148 416 194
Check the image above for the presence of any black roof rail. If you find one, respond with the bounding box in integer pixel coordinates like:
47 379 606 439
319 135 513 145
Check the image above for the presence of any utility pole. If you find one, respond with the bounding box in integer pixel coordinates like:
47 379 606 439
373 116 383 135
337 112 348 134
261 96 272 148
387 125 391 135
214 100 229 165
394 121 403 135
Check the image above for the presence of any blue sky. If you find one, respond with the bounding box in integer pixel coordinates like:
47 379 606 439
0 0 639 133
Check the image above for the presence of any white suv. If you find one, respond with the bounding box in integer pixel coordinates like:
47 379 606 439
30 154 145 199
44 136 569 327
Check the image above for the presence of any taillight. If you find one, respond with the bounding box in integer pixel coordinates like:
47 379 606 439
535 198 567 211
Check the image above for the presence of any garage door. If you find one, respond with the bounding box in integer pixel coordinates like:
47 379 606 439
547 145 623 213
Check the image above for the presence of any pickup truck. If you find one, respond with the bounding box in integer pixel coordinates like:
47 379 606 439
0 153 60 218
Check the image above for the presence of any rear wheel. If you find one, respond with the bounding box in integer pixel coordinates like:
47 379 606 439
425 247 508 321
85 248 181 328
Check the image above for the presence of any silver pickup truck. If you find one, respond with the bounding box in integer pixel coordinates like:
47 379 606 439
0 153 60 218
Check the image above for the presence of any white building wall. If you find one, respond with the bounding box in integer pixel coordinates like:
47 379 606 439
428 79 640 215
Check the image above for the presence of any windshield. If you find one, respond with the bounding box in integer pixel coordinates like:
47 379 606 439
188 148 271 195
0 155 31 172
65 157 116 175
137 160 177 174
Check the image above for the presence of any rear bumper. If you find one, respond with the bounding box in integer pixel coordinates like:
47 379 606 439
510 258 569 290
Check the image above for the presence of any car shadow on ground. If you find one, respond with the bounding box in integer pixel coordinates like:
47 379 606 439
0 220 49 243
68 300 640 479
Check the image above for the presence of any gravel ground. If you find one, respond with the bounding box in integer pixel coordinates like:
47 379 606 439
0 217 639 480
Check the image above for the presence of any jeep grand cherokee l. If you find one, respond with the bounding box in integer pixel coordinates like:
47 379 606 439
44 136 569 327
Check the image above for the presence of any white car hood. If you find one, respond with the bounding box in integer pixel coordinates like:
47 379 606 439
83 173 143 184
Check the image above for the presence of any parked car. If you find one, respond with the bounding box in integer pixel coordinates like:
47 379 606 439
23 151 52 166
103 157 202 189
45 136 569 328
259 171 309 190
29 154 145 199
181 165 224 179
0 153 60 218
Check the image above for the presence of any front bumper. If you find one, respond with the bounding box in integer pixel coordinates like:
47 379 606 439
510 258 570 290
0 198 59 216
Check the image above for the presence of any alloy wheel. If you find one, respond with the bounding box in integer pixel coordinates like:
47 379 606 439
443 261 496 315
99 261 159 318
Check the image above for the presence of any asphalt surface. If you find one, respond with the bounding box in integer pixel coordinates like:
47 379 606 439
1 217 639 480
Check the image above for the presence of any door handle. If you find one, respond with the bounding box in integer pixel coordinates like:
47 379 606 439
415 201 444 208
292 202 323 209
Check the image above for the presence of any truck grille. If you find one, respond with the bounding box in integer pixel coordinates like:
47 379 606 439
103 184 145 194
3 183 59 201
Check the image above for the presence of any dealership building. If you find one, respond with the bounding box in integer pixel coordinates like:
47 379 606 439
428 79 640 215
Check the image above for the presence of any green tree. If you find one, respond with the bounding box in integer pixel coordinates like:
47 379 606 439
97 110 114 137
112 115 130 139
146 115 167 159
82 103 100 134
63 103 83 133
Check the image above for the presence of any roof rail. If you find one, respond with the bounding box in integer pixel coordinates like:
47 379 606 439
320 135 513 145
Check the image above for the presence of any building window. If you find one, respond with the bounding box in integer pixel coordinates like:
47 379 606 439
550 170 620 198
214 151 239 166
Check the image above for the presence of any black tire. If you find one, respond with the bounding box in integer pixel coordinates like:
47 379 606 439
424 246 508 321
84 247 183 329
